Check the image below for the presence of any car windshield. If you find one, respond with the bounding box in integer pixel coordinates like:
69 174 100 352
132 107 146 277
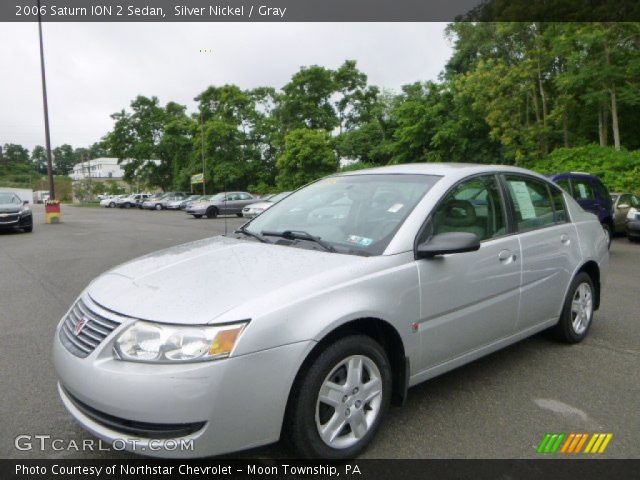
0 193 21 204
245 174 440 256
268 192 291 203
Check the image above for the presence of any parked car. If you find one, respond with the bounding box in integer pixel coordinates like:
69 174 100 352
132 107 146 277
166 195 201 210
116 193 150 209
99 195 125 208
54 164 608 459
0 191 33 233
186 191 255 218
142 192 188 210
242 191 292 218
550 172 614 247
179 195 203 210
611 192 640 235
620 194 640 242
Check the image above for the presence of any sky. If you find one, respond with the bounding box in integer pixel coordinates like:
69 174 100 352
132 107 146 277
0 22 452 151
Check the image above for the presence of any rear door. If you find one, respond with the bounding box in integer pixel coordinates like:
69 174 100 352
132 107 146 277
571 176 600 220
502 174 581 331
415 174 522 370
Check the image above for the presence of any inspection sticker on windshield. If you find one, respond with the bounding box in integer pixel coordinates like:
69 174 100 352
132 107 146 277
387 203 404 213
346 235 373 246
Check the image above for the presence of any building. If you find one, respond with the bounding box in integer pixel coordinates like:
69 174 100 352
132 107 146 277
70 158 160 181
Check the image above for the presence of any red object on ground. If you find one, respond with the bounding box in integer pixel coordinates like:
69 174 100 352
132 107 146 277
45 200 61 214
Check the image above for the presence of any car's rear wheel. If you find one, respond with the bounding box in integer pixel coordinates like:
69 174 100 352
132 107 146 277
109 202 115 208
285 335 391 459
154 204 162 211
193 215 202 219
206 207 218 219
551 272 595 343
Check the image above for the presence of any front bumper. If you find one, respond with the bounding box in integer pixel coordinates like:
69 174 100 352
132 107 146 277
186 208 206 215
53 317 314 457
0 212 31 228
627 220 640 238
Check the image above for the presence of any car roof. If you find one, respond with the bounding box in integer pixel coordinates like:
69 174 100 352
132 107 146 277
339 163 549 181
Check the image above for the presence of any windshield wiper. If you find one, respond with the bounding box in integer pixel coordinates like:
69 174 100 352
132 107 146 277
261 230 337 253
234 226 268 243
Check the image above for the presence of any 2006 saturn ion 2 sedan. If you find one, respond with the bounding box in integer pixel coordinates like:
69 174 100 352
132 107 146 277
54 164 608 459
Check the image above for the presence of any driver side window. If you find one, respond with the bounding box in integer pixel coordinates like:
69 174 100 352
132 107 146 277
424 175 507 243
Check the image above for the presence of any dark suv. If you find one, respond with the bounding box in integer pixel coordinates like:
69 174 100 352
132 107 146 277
549 173 613 246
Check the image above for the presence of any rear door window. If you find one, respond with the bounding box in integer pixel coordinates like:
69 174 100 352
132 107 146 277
504 175 555 232
572 179 596 201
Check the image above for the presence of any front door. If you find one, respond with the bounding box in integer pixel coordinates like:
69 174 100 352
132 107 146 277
415 175 522 371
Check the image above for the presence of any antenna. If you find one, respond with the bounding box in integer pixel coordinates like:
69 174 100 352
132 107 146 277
223 178 228 236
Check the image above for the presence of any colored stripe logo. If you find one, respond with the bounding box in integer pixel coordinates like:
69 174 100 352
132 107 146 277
537 433 613 454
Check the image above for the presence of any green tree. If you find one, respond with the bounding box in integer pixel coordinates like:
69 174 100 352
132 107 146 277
2 143 29 164
52 144 75 175
276 129 337 189
31 145 48 174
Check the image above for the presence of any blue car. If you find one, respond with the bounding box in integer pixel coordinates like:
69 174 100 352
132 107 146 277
549 173 614 247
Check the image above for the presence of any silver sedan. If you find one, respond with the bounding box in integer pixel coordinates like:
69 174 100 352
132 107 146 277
53 164 608 459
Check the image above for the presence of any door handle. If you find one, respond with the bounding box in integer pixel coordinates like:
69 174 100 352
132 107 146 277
498 249 516 262
560 234 570 245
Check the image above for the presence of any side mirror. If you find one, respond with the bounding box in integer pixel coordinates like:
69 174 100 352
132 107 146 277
417 232 481 259
617 204 629 210
23 200 29 205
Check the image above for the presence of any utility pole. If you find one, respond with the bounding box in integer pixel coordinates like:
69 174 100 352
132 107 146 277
37 0 55 200
200 110 206 195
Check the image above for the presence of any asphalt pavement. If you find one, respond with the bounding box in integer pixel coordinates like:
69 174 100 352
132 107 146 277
1 205 638 459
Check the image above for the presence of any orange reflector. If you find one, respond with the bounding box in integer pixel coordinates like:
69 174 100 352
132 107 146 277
209 327 244 356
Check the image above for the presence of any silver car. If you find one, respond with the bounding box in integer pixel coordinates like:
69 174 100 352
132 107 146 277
186 191 255 218
53 164 608 459
242 191 292 218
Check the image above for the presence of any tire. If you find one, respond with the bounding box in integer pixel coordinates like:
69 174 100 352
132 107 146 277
23 224 33 233
206 207 218 219
550 272 595 343
193 215 202 219
602 223 612 249
124 203 131 209
109 202 115 208
285 335 392 459
236 213 243 217
154 204 162 211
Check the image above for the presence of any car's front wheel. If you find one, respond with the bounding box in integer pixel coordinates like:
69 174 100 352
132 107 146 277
206 207 218 219
551 272 595 343
154 204 162 211
285 335 391 459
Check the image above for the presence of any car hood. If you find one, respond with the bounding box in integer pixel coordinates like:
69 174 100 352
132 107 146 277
0 203 21 213
87 236 368 325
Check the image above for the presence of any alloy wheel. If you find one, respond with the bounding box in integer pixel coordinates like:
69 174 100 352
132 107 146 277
571 282 593 335
315 355 383 449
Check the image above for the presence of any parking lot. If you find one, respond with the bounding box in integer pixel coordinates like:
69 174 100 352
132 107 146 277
1 204 639 459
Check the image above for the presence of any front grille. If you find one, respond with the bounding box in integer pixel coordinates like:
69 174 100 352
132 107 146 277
64 388 205 438
59 298 121 358
0 213 19 223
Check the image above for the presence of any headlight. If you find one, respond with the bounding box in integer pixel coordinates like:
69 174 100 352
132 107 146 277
627 208 638 221
113 321 248 363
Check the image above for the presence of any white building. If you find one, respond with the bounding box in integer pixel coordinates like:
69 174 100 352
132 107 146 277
70 158 160 181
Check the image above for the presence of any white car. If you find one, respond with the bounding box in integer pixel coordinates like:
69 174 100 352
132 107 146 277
242 191 291 218
99 195 125 208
